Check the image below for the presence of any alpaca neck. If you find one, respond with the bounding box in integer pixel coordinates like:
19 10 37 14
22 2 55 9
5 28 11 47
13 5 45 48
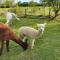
9 30 28 50
12 36 28 50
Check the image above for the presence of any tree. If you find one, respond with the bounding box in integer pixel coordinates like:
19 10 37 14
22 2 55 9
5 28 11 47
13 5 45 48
1 0 14 8
18 1 21 6
42 0 51 17
29 1 37 6
51 0 60 19
41 0 60 20
42 1 46 16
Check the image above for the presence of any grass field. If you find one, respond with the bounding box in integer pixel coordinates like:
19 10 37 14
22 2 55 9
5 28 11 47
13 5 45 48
0 16 60 60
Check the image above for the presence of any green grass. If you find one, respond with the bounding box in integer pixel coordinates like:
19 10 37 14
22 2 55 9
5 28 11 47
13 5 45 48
0 17 60 60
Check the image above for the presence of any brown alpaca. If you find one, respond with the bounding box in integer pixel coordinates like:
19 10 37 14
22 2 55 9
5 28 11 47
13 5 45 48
0 22 28 56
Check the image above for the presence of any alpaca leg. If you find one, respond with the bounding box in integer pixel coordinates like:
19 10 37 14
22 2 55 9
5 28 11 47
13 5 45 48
6 40 9 52
28 39 35 49
25 37 28 43
6 19 10 26
6 19 12 27
31 39 35 49
0 41 4 56
6 19 10 24
23 37 28 42
8 20 12 27
10 20 12 26
28 39 32 48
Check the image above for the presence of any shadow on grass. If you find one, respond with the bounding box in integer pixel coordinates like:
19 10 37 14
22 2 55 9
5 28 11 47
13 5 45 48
20 15 49 19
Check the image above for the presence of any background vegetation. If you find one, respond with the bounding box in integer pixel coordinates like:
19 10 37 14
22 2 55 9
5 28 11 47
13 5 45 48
0 0 60 60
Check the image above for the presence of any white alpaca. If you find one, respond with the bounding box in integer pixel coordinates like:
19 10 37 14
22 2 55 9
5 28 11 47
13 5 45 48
18 23 46 49
37 23 47 36
2 11 19 25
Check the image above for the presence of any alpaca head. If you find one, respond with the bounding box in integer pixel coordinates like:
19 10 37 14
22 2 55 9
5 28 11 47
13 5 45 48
37 23 47 33
22 41 28 50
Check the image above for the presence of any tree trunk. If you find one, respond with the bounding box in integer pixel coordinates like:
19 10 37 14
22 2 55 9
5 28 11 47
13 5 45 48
49 6 51 18
24 8 27 17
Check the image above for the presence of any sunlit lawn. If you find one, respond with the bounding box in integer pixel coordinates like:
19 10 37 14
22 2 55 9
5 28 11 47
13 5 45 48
0 16 60 60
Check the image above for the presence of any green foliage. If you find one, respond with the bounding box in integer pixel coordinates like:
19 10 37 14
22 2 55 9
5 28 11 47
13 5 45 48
17 1 41 7
0 0 14 8
28 1 37 7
